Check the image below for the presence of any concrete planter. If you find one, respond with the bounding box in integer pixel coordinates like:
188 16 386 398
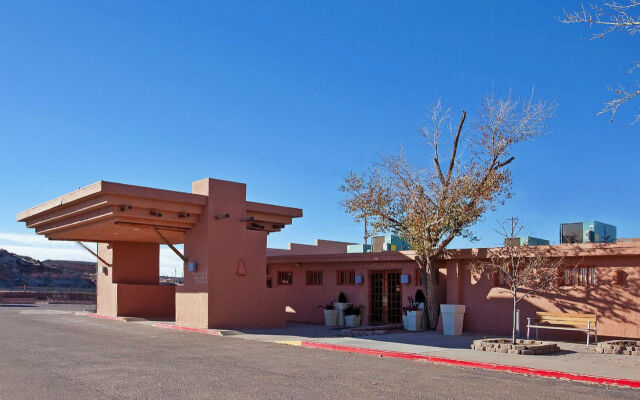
345 314 361 328
323 309 338 327
440 304 465 335
333 302 352 327
403 310 424 331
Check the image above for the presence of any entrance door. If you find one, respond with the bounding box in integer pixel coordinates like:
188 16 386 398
369 270 402 325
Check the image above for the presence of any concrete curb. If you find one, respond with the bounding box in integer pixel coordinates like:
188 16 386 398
86 314 148 323
86 313 126 321
82 313 639 389
300 341 640 389
152 323 224 336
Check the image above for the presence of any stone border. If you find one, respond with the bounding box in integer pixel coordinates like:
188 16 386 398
471 338 560 355
595 340 640 356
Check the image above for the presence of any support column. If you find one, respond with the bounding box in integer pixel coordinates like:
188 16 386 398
176 178 285 329
96 242 175 319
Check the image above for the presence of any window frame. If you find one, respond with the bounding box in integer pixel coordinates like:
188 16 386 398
305 270 323 286
336 269 356 286
558 266 596 287
277 271 293 286
492 270 511 289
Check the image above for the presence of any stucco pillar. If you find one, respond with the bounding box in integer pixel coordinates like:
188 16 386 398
96 242 174 318
446 260 464 305
175 178 285 329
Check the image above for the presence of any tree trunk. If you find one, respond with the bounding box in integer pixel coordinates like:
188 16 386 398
418 257 439 330
512 296 517 344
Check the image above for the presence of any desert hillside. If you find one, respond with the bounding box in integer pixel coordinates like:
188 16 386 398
0 249 96 289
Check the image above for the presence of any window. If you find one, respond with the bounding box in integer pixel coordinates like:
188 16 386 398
266 277 272 288
306 271 323 285
493 270 511 288
614 270 629 287
336 270 355 285
277 271 293 285
558 266 596 287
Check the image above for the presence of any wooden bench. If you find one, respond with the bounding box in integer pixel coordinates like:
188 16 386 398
527 312 597 346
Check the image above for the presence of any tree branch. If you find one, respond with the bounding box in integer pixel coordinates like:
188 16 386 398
445 111 466 183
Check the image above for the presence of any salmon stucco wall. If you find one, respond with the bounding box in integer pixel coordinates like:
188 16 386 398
97 242 175 319
267 261 446 325
450 255 640 339
177 178 286 329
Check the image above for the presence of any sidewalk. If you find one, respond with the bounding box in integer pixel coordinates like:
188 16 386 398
221 325 640 385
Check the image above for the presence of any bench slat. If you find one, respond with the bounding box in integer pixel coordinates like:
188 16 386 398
528 324 595 332
538 321 596 328
536 312 596 319
536 317 596 323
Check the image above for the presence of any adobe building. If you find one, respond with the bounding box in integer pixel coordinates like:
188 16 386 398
17 178 302 329
17 178 640 339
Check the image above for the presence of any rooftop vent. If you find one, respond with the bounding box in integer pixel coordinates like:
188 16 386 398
504 236 549 247
560 221 616 244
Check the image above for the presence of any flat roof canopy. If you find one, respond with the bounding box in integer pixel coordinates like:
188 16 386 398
17 181 302 244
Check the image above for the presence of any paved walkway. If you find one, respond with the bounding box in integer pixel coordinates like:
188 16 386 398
86 314 640 386
223 325 640 382
6 304 636 399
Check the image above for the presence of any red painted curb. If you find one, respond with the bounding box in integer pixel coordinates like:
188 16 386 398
86 313 125 321
152 323 223 336
300 341 640 389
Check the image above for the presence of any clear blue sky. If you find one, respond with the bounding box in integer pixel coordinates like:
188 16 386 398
1 1 638 275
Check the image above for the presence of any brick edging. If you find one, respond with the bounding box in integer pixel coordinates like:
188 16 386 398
300 341 640 389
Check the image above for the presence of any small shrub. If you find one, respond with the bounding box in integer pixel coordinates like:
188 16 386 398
337 292 347 303
402 295 419 314
414 289 426 304
344 305 361 316
317 303 335 310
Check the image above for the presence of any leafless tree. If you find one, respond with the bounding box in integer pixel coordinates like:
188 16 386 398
470 218 565 344
562 1 640 122
340 92 555 329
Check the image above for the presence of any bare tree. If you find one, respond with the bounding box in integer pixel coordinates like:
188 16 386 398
340 92 555 329
470 218 564 344
562 1 640 122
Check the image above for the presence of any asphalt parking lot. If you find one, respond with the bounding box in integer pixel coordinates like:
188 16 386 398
0 303 636 400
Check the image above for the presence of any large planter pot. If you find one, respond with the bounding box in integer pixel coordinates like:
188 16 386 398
333 302 352 327
345 314 361 328
403 310 424 331
440 304 466 335
323 309 338 327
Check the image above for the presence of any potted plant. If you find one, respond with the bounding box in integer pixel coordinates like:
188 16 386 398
318 303 338 327
415 289 426 310
344 305 362 327
333 292 352 327
402 296 424 331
